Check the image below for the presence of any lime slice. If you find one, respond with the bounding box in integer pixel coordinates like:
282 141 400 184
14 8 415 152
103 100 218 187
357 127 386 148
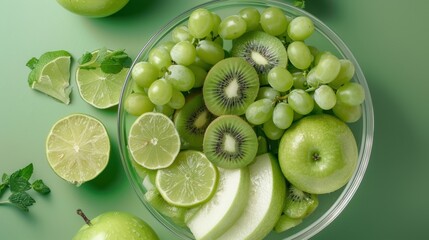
155 150 218 207
76 50 128 109
46 114 110 186
27 50 72 104
128 112 180 169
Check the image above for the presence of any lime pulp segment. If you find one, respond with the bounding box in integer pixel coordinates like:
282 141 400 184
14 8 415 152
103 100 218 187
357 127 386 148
155 150 218 207
46 114 110 186
128 112 180 170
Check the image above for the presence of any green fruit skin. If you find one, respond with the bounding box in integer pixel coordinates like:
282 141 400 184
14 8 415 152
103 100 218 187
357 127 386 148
73 211 159 240
278 114 358 194
56 0 129 18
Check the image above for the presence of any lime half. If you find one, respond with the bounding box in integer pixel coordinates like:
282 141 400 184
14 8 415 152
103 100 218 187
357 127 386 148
27 50 72 104
76 50 128 109
128 112 180 169
155 150 218 207
46 114 110 186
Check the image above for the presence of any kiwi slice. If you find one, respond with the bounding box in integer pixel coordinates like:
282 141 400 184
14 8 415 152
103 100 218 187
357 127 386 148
274 214 303 233
203 115 258 169
174 92 215 150
283 184 319 219
231 31 288 84
203 57 259 116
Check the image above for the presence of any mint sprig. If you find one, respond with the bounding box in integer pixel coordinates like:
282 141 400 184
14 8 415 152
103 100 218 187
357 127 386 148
0 163 51 212
78 47 132 74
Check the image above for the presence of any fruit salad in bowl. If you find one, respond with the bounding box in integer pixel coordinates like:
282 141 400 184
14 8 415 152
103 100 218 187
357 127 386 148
117 0 374 239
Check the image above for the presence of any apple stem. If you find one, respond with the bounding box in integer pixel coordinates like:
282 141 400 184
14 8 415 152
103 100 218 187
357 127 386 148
77 209 92 226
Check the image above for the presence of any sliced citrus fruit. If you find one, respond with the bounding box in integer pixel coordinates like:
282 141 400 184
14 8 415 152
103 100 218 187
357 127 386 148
76 50 128 109
46 113 110 186
128 112 180 169
155 150 218 207
27 50 72 104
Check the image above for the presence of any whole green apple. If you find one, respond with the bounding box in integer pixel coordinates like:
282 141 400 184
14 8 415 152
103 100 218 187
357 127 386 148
73 209 159 240
278 114 358 194
56 0 129 18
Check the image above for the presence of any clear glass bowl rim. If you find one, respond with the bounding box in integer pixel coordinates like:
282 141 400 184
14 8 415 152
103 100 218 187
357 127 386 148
117 0 375 239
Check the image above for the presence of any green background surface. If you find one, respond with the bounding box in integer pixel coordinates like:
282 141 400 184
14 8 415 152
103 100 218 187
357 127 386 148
1 0 428 239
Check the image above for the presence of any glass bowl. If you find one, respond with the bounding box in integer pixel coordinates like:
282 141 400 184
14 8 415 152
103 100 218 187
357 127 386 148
118 0 374 239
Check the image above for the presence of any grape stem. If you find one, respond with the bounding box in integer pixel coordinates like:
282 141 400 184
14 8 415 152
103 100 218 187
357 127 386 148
77 209 92 226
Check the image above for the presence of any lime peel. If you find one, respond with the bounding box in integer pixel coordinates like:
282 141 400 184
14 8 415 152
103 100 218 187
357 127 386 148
26 50 72 104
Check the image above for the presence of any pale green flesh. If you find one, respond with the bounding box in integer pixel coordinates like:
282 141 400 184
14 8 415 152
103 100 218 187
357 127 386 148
217 153 285 240
186 167 250 240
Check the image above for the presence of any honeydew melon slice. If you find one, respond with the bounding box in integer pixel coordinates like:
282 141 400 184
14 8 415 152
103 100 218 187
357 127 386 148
186 167 250 240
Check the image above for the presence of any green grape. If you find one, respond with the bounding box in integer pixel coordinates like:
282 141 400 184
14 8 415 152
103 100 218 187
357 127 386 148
256 87 280 101
196 40 225 65
158 41 176 53
313 52 341 84
287 16 314 41
287 41 313 70
124 93 155 116
267 66 294 92
287 89 314 115
263 118 285 140
245 98 274 125
171 25 193 43
272 102 294 129
188 8 214 39
167 89 186 109
260 7 288 36
332 101 362 123
218 15 247 40
305 68 319 88
211 12 222 37
239 7 261 32
165 64 195 91
132 82 147 94
154 104 175 117
170 41 196 66
132 61 160 88
193 56 212 71
292 71 308 90
313 85 336 110
148 79 173 106
188 65 207 88
336 82 365 106
329 59 355 89
148 47 172 71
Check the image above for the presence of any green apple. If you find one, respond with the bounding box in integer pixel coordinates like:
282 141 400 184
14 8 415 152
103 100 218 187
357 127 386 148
217 153 286 240
186 167 250 240
73 210 159 240
56 0 129 18
278 114 358 194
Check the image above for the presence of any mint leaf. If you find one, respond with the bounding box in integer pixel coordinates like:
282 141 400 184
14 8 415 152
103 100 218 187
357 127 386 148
8 192 36 212
2 173 9 184
20 163 34 180
32 180 51 194
26 57 39 70
100 58 123 74
9 176 31 193
0 183 6 198
78 52 93 65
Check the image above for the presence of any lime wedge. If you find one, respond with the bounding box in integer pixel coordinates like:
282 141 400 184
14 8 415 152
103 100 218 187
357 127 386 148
155 150 218 207
27 50 72 104
76 50 128 109
46 114 110 186
128 112 180 169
